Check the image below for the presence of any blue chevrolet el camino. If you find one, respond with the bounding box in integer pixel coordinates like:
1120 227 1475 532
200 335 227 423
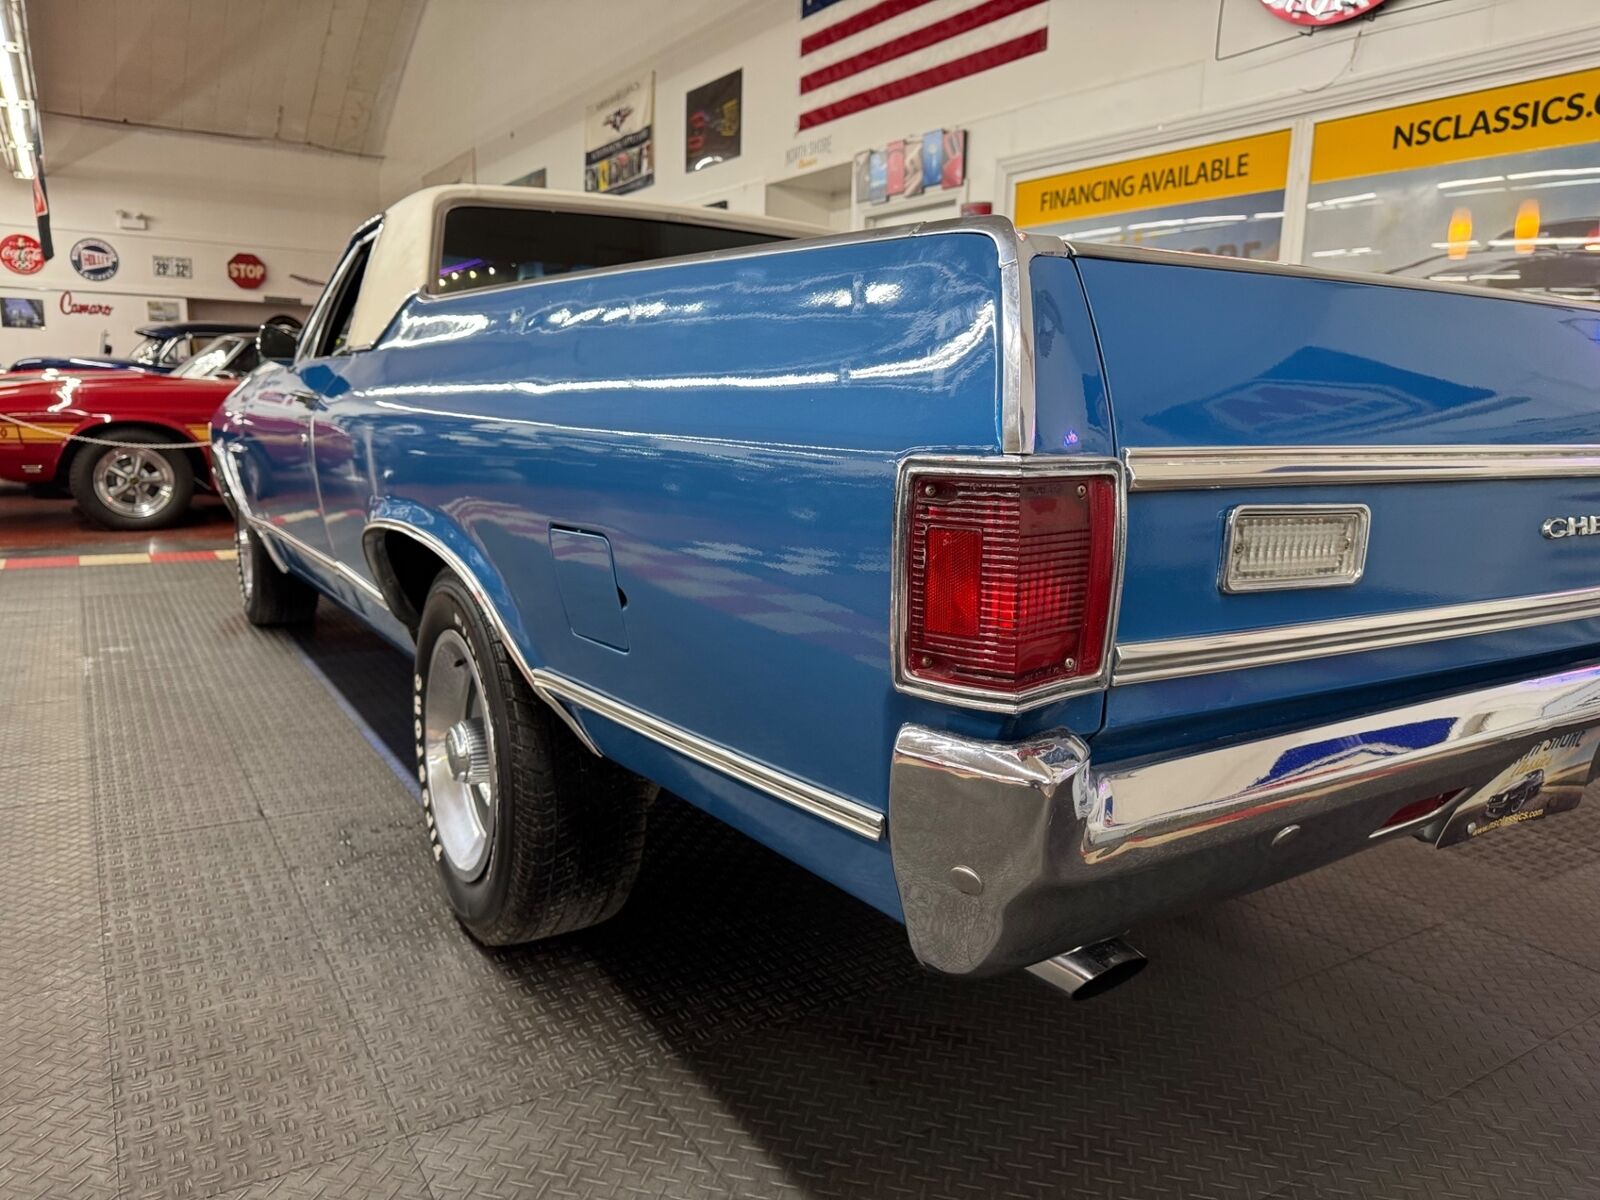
213 184 1600 996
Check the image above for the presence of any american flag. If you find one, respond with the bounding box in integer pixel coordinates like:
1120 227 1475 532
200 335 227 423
798 0 1048 131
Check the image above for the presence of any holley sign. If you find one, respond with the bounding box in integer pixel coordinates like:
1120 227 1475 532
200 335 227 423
1260 0 1387 26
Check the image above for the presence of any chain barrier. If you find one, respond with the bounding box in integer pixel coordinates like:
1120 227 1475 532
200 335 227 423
0 413 205 451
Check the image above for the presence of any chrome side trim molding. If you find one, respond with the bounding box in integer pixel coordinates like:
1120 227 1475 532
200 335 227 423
532 669 886 841
1115 584 1600 685
251 518 388 606
1068 239 1600 312
361 517 601 755
994 222 1031 455
1125 445 1600 491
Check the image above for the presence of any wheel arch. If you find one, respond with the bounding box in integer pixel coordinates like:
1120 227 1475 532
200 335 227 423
57 418 210 491
361 506 600 755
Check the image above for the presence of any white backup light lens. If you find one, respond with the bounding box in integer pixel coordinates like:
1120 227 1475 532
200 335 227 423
1221 505 1370 593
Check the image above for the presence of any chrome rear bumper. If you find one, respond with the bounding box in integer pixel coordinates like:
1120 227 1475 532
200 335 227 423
889 660 1600 976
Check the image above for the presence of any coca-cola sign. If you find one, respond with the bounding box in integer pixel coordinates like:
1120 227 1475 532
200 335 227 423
0 232 44 274
1260 0 1388 27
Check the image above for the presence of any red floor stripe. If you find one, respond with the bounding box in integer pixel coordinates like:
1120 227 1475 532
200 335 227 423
3 555 82 569
0 549 232 571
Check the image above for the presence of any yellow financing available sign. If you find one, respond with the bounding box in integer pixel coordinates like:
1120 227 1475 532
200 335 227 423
1014 131 1291 229
1313 67 1600 184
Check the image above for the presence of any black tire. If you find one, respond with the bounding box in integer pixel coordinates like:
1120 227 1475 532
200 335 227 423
415 571 654 945
235 521 318 626
68 431 195 530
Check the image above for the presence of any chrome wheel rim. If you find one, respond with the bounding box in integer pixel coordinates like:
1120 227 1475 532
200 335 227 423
235 524 254 600
423 629 496 879
91 447 175 518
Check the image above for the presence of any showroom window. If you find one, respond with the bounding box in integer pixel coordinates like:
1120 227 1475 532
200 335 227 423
1013 130 1290 259
1306 66 1600 299
434 206 787 294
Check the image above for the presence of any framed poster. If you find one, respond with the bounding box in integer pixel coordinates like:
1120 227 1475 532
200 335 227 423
585 72 654 195
1 296 44 327
686 70 741 172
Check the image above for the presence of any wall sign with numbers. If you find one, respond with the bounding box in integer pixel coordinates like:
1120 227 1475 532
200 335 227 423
151 254 193 280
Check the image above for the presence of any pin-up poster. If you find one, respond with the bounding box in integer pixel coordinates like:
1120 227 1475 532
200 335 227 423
686 70 741 172
857 129 966 204
585 72 654 195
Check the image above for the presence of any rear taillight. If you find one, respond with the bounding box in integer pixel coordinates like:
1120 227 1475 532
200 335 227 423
896 460 1120 710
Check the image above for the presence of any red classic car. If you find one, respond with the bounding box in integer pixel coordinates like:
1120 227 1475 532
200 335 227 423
0 332 263 529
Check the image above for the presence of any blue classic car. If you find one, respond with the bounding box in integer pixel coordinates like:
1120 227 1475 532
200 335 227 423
213 185 1600 997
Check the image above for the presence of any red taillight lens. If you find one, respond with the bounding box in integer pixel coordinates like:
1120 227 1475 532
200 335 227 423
903 470 1117 700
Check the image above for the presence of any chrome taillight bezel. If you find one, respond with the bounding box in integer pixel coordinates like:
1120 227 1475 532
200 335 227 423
890 453 1127 714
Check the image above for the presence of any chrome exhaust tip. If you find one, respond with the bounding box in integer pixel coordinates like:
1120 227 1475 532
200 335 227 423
1025 937 1147 1001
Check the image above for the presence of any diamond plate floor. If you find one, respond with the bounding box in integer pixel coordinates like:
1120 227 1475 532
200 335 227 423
7 559 1600 1199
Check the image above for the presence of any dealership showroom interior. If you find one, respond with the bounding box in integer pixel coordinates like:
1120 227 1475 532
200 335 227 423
16 0 1600 1196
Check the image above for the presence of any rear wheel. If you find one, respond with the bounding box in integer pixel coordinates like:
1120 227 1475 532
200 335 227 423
235 520 318 626
415 571 654 945
69 432 194 530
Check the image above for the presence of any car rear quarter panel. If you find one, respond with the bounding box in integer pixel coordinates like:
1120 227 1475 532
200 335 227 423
313 228 1116 914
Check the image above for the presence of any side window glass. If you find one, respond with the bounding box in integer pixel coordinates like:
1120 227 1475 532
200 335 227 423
228 342 261 376
306 234 375 360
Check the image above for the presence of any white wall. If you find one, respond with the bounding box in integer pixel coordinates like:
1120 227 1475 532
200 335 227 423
0 115 379 362
377 0 1600 222
0 286 186 366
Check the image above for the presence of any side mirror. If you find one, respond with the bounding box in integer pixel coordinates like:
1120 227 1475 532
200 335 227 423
256 322 299 364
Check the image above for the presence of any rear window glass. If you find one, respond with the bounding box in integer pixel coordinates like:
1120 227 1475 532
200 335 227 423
435 205 787 295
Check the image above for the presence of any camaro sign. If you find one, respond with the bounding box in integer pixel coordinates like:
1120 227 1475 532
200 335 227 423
228 252 267 289
1261 0 1387 26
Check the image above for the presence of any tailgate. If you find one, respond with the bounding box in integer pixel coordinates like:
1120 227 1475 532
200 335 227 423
1069 251 1600 759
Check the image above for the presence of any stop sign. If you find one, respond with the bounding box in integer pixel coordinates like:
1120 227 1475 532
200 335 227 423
228 252 267 289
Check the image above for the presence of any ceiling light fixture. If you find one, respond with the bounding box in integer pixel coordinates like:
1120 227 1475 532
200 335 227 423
0 0 39 180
